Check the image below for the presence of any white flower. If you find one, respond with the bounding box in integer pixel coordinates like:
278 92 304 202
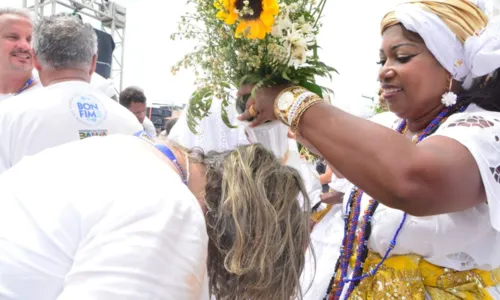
271 25 282 37
297 16 306 25
300 23 313 34
271 13 292 38
289 46 307 68
441 91 457 107
288 3 298 12
284 24 309 49
269 43 288 61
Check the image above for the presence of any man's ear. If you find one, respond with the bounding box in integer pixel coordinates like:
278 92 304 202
33 51 42 72
89 54 97 76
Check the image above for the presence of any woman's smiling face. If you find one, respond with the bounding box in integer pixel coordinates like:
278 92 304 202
378 25 450 120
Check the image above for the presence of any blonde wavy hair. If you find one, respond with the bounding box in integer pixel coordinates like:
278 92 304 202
198 143 311 300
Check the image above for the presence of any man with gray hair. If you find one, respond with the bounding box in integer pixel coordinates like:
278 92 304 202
0 8 37 102
0 14 142 174
0 8 120 102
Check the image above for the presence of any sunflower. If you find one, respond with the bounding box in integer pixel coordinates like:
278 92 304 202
215 0 238 25
215 0 279 39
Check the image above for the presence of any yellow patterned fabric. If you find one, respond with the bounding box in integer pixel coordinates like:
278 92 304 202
349 251 500 299
311 205 333 231
381 0 488 43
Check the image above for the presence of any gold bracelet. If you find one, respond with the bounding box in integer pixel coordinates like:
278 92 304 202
290 96 324 134
274 86 309 125
291 98 323 134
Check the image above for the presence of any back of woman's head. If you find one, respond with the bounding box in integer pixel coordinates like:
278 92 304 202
203 143 311 300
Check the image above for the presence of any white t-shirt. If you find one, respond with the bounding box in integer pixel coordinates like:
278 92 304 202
0 93 14 104
0 134 209 300
143 116 157 137
90 72 117 98
0 72 116 106
0 81 40 105
288 139 323 208
0 81 143 174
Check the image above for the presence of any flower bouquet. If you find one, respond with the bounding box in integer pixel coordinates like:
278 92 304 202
171 0 336 133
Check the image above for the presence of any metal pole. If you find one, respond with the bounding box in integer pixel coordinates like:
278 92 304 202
55 0 114 19
40 0 45 17
110 3 117 88
52 2 99 20
24 0 53 11
34 0 40 21
52 0 57 15
119 26 126 91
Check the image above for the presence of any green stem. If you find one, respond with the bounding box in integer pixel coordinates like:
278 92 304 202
313 0 327 28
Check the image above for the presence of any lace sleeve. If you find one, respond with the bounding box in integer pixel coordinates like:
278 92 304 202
433 110 500 231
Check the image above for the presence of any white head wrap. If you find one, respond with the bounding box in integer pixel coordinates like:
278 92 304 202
391 0 500 89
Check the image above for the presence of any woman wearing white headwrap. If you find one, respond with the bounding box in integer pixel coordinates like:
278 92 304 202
239 0 500 298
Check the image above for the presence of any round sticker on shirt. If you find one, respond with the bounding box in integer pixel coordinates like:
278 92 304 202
69 94 107 125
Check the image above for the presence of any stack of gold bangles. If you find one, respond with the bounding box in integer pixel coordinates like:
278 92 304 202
273 86 324 134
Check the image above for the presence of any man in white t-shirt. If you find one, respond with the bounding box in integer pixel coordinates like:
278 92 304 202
143 115 157 136
0 135 210 300
119 86 158 137
0 8 38 103
0 14 142 174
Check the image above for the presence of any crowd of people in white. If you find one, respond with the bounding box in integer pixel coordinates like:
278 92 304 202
1 0 500 299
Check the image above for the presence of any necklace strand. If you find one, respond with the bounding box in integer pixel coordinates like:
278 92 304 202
324 103 468 300
184 152 190 185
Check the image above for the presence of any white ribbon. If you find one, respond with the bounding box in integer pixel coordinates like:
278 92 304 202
393 1 500 90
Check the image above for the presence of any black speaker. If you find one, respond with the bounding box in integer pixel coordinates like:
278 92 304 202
94 29 115 79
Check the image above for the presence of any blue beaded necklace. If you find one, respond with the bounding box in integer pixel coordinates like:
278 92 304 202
324 103 469 300
15 77 34 95
134 130 188 185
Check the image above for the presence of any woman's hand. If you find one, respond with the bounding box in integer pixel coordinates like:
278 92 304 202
237 84 290 127
320 191 344 205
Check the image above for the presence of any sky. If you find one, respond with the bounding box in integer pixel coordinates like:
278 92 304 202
3 0 499 116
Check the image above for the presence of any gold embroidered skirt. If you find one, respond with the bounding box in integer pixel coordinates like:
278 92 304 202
349 252 500 299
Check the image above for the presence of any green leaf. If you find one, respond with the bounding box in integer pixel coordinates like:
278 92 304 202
299 81 323 97
186 86 213 134
282 69 292 82
221 100 238 129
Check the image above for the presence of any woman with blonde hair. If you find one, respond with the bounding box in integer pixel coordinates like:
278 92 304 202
239 0 500 298
0 133 310 300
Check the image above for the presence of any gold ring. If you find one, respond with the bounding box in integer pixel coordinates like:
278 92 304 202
249 105 258 117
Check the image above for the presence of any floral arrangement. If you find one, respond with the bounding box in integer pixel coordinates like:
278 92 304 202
171 0 335 132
